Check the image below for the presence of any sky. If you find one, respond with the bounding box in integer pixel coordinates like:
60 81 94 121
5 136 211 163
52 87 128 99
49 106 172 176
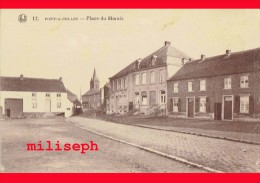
1 9 259 97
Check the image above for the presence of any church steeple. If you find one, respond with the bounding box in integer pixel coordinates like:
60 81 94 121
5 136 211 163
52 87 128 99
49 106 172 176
90 68 99 90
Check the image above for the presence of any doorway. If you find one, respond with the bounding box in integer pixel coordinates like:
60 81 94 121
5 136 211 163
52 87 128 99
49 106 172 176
223 96 233 120
187 98 194 118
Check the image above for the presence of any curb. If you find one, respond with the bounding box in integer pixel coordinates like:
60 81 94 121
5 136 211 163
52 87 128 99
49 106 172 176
79 116 260 146
66 118 223 173
134 124 260 146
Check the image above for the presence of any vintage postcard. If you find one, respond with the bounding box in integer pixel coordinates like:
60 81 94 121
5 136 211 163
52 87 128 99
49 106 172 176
0 9 259 173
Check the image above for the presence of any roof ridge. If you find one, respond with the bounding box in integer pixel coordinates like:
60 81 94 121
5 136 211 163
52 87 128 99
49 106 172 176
0 76 61 81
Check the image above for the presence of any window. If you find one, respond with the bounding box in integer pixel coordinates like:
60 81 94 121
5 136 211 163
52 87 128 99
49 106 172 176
240 75 249 88
240 96 249 113
188 81 193 92
173 98 179 112
159 70 165 83
160 90 166 104
135 74 140 85
141 73 147 85
173 83 178 93
46 93 50 97
200 80 206 91
121 78 124 89
224 77 231 89
57 93 61 98
118 79 121 89
150 71 155 84
141 92 147 105
124 78 127 89
32 93 37 98
32 99 37 109
57 100 61 108
199 97 207 112
135 92 140 105
115 80 117 90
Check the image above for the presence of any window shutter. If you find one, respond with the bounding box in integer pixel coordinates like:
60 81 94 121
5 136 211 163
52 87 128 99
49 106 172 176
195 98 200 112
249 95 254 114
169 99 173 112
178 98 181 112
206 97 210 113
235 96 240 113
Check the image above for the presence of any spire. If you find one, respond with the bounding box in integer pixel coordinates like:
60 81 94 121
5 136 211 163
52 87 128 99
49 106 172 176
93 68 99 81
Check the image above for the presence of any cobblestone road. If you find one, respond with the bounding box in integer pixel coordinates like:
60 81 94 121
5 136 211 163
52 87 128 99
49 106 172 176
69 117 260 172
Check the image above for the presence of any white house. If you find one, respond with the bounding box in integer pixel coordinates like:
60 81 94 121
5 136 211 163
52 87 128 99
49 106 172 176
0 75 74 118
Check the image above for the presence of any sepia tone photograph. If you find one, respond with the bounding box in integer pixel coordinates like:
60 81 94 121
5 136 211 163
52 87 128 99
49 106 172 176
0 9 259 173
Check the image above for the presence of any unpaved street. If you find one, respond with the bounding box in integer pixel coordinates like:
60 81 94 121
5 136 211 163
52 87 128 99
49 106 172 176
0 118 204 172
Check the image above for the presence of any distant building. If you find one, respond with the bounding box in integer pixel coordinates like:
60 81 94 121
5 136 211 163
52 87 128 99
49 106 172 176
66 89 82 116
82 69 101 110
167 48 260 121
0 75 73 118
109 41 191 115
100 82 111 114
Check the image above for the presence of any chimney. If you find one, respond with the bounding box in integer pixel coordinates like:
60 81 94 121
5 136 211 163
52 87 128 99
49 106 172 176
226 49 231 56
59 77 62 82
201 54 206 61
165 41 171 46
20 74 24 80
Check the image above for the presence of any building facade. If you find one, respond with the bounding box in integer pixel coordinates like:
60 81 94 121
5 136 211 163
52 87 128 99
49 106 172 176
0 75 73 118
108 41 190 115
167 48 260 121
82 69 101 110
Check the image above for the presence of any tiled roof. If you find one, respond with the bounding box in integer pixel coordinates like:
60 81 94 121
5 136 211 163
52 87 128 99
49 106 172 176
82 89 100 96
139 44 190 69
168 48 260 81
110 61 137 79
66 89 82 106
0 76 67 92
109 42 190 80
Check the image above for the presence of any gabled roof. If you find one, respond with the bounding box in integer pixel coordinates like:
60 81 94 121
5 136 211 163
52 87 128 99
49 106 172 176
139 43 190 69
66 89 82 106
168 48 260 81
82 88 100 96
109 42 190 80
0 76 67 92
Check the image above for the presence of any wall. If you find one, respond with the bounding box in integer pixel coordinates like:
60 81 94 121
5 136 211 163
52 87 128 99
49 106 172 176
167 71 260 120
0 91 68 116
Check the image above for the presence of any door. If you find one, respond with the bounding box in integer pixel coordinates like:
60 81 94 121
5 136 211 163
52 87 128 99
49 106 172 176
224 96 233 120
187 98 194 117
5 99 23 118
45 100 51 112
214 103 222 120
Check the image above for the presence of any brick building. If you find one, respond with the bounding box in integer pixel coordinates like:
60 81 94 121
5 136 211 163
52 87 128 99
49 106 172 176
167 48 260 121
82 69 101 110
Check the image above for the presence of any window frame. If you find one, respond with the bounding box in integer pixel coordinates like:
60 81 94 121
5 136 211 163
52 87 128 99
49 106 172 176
199 80 206 91
240 75 249 88
240 95 249 114
224 77 232 90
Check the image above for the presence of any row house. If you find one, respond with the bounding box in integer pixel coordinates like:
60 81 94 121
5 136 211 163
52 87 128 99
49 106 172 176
167 48 260 121
108 41 190 115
